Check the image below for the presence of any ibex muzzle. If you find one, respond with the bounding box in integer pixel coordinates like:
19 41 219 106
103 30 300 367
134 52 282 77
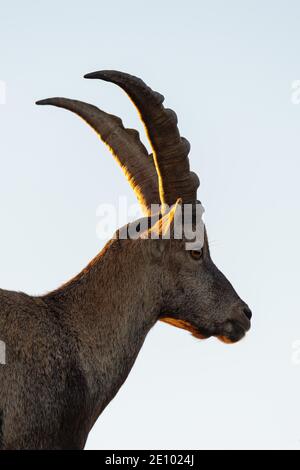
0 71 251 449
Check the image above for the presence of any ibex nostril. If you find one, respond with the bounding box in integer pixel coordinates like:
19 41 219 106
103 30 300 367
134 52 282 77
243 307 252 321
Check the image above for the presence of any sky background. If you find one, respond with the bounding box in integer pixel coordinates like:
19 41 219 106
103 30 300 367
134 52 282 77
0 0 300 450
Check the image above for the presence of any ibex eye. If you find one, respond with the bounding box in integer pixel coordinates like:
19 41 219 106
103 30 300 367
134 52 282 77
190 249 203 260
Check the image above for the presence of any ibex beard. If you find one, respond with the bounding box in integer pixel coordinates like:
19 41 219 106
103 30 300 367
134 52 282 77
0 70 251 450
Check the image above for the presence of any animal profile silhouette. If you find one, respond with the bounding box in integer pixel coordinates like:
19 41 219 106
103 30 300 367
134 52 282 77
0 71 251 449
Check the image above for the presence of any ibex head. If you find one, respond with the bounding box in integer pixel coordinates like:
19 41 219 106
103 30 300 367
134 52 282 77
37 70 251 344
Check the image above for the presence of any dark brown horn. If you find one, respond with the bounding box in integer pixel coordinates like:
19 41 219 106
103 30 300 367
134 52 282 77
84 70 200 206
36 97 160 215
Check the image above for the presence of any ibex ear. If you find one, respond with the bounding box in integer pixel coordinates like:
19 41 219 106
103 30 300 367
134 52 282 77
150 198 182 239
146 199 183 259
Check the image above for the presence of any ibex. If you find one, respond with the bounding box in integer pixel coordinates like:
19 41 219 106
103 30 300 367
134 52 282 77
0 71 252 449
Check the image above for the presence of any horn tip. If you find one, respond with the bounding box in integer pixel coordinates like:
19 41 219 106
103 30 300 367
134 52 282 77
84 71 106 80
36 99 48 105
36 98 59 106
84 72 97 79
36 98 66 108
84 70 118 82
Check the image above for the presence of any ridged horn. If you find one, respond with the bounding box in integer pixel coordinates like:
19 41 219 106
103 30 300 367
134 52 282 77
84 70 200 207
36 97 160 215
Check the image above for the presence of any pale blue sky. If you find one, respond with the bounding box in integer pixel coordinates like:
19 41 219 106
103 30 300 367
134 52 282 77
0 0 300 449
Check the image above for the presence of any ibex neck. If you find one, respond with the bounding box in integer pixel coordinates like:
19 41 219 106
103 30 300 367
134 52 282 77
44 237 162 433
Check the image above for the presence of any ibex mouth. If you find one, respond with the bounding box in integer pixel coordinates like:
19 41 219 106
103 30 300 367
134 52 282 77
218 332 246 344
160 316 250 344
217 319 250 344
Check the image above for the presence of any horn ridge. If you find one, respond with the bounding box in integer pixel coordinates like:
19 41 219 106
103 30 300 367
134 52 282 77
84 70 200 205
